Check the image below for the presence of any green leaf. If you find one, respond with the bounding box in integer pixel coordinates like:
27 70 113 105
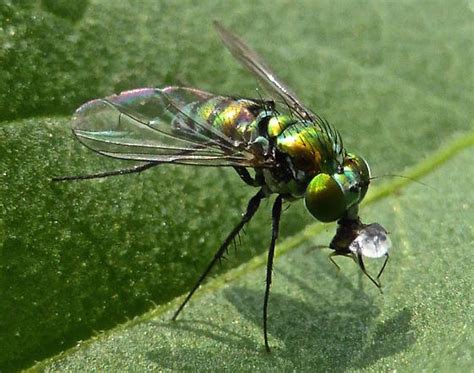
31 141 474 372
1 0 472 371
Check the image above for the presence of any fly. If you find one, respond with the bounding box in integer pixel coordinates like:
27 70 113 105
54 21 391 351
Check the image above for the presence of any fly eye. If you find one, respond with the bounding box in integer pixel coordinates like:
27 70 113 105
305 174 347 222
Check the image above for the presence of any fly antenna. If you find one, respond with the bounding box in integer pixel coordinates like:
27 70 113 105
370 174 436 191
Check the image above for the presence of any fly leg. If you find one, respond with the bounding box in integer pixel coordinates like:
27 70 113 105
263 194 283 352
376 253 390 282
233 166 263 187
172 188 266 321
328 251 343 272
51 162 159 182
356 253 383 293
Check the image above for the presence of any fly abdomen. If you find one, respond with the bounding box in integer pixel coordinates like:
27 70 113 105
178 96 268 144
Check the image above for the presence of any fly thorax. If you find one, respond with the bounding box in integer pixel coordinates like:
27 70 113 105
275 121 330 175
267 115 297 138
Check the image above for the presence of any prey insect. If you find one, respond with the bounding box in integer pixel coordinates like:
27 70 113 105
54 21 391 351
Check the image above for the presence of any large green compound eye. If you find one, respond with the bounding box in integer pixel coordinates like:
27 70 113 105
342 154 370 204
304 174 347 222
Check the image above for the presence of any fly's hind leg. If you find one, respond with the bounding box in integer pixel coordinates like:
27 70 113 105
172 188 266 321
52 162 159 182
262 194 283 352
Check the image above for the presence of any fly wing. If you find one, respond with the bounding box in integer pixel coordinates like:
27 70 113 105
72 87 264 167
214 21 317 122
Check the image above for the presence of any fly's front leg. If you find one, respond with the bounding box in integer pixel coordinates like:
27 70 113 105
356 253 383 293
377 253 390 282
262 194 283 352
172 188 266 321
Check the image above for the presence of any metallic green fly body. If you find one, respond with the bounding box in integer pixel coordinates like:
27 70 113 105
55 21 391 351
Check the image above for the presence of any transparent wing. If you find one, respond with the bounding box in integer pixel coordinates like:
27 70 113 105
214 21 317 122
72 87 264 167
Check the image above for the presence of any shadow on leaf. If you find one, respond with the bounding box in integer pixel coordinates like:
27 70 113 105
146 258 415 370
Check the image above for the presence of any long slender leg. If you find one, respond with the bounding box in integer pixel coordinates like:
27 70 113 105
376 253 389 280
52 162 159 182
263 194 283 352
356 254 383 293
328 251 343 272
172 188 266 321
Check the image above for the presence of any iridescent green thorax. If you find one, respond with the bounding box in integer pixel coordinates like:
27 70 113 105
268 115 345 175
